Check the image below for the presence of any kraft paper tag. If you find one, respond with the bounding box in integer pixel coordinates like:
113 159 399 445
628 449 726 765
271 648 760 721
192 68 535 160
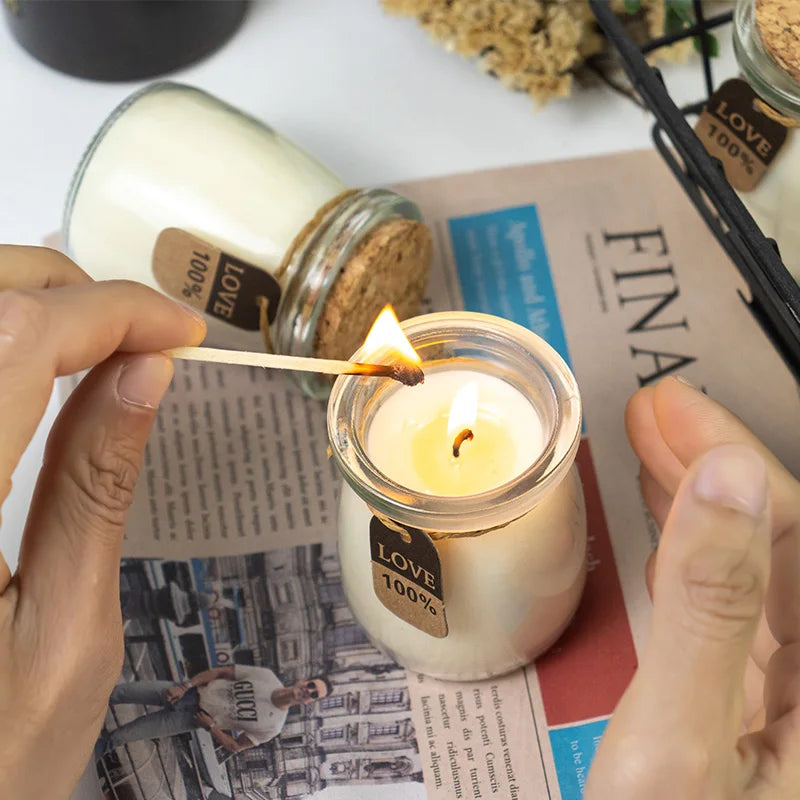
695 78 788 192
370 516 448 638
153 228 282 330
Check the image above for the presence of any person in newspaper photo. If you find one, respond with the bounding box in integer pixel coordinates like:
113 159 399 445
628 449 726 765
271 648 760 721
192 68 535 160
4 245 800 800
95 667 332 757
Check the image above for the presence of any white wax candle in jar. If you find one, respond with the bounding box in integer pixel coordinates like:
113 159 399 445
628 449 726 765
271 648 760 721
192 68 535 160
729 0 800 280
368 370 544 496
328 311 587 681
63 82 431 398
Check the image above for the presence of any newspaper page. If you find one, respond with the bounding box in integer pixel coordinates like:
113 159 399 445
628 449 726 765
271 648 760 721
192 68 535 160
77 149 800 800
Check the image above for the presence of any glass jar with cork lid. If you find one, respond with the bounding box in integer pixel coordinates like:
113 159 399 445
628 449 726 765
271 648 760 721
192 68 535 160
63 82 432 398
698 0 800 281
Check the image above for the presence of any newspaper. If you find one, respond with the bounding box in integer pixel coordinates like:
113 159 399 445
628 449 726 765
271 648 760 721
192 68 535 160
74 149 800 800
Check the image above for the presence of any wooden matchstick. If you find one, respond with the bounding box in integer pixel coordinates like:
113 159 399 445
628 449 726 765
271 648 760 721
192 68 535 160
164 346 424 386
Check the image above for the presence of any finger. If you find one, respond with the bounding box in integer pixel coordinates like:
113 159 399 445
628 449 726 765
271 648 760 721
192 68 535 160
741 643 800 790
764 643 800 727
641 444 770 742
628 377 800 651
743 657 765 729
591 447 771 800
647 566 778 676
15 354 173 622
625 384 685 492
767 521 800 651
746 706 766 734
0 245 91 290
752 610 780 671
0 281 204 505
628 377 799 531
0 548 10 593
640 465 672 530
645 549 657 600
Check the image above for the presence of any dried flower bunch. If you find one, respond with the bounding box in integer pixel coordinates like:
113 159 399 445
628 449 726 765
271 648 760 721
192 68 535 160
382 0 694 104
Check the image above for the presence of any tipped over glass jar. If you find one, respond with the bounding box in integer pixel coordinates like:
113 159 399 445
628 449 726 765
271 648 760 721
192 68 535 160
63 82 432 398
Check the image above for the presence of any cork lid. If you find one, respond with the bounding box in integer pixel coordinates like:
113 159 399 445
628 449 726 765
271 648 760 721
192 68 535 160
756 0 800 83
312 217 432 361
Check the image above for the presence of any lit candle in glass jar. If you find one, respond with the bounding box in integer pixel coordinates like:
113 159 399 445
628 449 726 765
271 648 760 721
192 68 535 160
328 310 587 681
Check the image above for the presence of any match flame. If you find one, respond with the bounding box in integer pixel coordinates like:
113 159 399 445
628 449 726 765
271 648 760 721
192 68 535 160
447 381 478 439
361 305 421 365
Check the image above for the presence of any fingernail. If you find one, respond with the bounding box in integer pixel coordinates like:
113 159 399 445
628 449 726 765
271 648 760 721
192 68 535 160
675 375 696 388
181 304 208 341
692 445 768 518
117 354 174 409
181 302 205 326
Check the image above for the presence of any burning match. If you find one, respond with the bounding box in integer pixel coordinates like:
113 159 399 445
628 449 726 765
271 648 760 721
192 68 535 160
165 306 424 387
163 347 424 386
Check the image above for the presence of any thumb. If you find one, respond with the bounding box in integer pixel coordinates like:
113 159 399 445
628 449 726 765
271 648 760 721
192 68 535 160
645 443 770 740
16 354 173 619
586 445 770 800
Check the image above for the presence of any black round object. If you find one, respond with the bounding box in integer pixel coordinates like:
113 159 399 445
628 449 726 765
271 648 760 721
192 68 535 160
4 0 249 81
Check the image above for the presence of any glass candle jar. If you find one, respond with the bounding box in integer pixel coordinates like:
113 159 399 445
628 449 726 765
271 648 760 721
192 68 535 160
327 312 587 681
63 82 431 398
731 0 800 280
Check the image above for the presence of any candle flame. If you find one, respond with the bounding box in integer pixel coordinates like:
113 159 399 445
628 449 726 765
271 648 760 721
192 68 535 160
447 381 478 439
361 305 421 365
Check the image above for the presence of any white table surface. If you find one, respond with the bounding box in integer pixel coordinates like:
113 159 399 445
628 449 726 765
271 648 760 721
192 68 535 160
0 2 736 797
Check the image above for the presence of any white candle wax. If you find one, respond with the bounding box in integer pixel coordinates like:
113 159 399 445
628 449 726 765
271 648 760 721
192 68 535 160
66 84 346 350
367 370 544 496
337 367 587 681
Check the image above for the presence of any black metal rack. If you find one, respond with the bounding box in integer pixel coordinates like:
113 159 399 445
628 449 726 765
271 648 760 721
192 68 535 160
589 0 800 382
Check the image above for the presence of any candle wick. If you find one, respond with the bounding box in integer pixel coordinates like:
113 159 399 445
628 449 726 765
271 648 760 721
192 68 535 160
452 428 474 458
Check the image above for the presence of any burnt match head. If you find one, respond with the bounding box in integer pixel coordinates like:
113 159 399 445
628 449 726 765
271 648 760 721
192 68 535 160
346 360 424 384
390 362 425 387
